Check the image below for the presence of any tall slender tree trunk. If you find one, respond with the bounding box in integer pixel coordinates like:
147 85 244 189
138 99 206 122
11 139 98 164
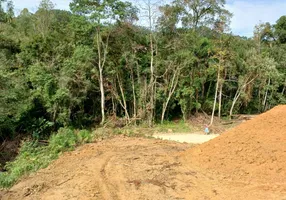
96 26 109 125
218 82 223 119
230 76 258 117
97 28 105 125
146 0 155 127
161 68 180 123
210 65 220 126
149 33 154 126
229 89 241 118
130 67 137 118
263 78 271 112
99 67 105 124
117 74 130 122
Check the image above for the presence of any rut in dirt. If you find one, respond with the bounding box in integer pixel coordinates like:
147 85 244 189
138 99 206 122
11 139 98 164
2 138 207 200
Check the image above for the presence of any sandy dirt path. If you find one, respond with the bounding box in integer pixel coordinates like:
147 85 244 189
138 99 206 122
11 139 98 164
1 137 201 200
1 136 285 200
153 133 219 144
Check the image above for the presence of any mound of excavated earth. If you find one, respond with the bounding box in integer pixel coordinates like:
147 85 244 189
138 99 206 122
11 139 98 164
1 106 286 200
182 105 286 198
184 105 286 182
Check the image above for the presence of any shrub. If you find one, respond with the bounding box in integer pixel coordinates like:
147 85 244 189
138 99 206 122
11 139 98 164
0 128 93 188
48 128 78 154
77 129 93 144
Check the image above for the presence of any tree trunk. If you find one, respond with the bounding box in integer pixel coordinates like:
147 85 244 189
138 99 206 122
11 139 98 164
130 67 137 118
210 65 220 126
229 89 241 118
263 78 271 112
148 35 154 127
117 74 130 122
97 28 105 125
218 81 223 119
99 67 105 125
229 76 257 117
147 0 155 127
161 68 180 123
96 26 110 125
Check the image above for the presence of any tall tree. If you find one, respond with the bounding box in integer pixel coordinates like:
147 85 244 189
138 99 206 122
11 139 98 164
174 0 231 30
275 16 286 44
35 0 55 39
70 0 137 124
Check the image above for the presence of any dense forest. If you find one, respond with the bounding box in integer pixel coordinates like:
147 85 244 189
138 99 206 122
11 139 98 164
0 0 285 141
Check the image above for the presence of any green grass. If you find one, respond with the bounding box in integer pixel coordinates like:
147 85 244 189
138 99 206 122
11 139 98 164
0 128 94 188
154 120 193 133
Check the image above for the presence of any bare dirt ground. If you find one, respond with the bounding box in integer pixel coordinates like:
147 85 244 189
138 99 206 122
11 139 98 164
1 106 286 200
153 133 219 144
1 137 199 200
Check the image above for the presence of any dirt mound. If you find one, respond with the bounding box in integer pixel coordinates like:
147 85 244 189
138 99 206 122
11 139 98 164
184 105 286 184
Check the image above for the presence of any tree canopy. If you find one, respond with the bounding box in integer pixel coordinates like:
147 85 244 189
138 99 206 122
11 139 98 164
0 0 285 140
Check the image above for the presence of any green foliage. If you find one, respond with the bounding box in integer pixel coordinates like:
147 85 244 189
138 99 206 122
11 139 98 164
31 118 54 140
0 0 285 141
70 0 137 24
77 129 93 144
0 128 93 188
155 120 192 133
275 16 286 44
48 128 78 154
0 142 49 187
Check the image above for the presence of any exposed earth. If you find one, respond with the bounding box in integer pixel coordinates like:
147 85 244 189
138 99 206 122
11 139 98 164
1 105 286 200
153 133 219 144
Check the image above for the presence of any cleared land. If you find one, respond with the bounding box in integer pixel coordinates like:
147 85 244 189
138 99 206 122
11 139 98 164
1 106 286 200
153 133 219 144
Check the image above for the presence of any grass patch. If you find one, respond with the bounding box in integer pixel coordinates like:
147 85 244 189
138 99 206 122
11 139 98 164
0 128 94 188
154 120 193 133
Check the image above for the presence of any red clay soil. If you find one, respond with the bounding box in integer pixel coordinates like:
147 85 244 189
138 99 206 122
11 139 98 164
182 105 286 199
1 106 286 200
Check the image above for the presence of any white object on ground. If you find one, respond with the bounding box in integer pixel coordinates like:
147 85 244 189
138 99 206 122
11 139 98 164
153 133 219 144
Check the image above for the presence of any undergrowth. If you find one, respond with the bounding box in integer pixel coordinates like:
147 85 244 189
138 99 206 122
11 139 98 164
154 120 193 133
0 128 94 188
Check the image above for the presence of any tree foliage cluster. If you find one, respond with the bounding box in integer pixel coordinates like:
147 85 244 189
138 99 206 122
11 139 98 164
0 0 285 140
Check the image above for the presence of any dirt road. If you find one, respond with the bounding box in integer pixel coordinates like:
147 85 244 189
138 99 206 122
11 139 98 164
2 135 285 200
153 133 219 144
2 137 195 200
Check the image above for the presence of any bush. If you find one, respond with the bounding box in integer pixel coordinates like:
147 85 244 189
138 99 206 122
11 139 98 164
48 128 78 154
0 142 51 188
77 129 93 144
0 128 93 188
